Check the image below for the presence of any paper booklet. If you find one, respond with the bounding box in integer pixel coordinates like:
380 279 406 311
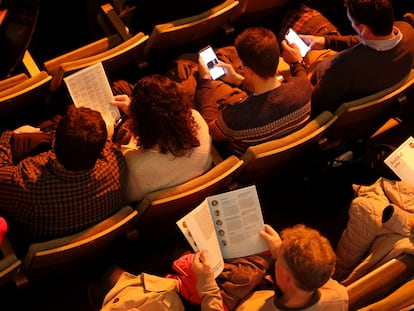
176 185 268 278
63 62 120 125
384 136 414 185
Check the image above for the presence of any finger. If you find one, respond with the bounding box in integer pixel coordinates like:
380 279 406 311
281 40 289 50
260 230 273 243
113 94 125 101
264 224 278 236
200 250 210 265
193 252 201 264
198 55 206 65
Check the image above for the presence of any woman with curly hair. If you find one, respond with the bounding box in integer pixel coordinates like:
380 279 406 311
112 74 212 203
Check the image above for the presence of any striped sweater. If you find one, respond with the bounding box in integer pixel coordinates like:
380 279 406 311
195 63 312 155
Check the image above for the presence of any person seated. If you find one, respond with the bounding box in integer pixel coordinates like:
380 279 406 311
282 0 414 116
195 27 313 156
335 177 414 284
192 224 349 310
111 74 213 203
90 223 347 311
0 106 128 253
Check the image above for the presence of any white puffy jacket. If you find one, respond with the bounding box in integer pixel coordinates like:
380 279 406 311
335 177 414 285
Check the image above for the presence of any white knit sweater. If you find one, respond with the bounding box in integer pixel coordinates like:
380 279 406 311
122 109 212 202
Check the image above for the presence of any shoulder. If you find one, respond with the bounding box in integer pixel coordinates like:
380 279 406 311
281 76 313 98
287 75 313 88
102 141 127 165
191 109 211 140
190 109 205 123
318 278 349 304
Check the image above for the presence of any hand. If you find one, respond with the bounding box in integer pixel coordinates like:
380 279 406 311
111 94 131 115
198 56 244 86
300 34 326 50
198 55 213 80
281 40 303 65
191 250 213 276
106 121 115 140
260 224 282 259
13 125 42 134
217 62 244 86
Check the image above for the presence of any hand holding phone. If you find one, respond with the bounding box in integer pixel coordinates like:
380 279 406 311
285 28 310 57
199 45 225 80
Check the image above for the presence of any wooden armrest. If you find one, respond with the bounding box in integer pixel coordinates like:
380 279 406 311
347 253 414 310
0 71 51 100
0 73 28 92
43 35 122 77
100 3 132 41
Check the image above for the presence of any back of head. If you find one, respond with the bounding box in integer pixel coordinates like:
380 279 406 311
129 74 199 156
344 0 394 36
280 224 336 292
54 106 107 171
235 27 280 79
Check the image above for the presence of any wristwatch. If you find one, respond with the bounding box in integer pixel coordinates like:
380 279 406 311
290 60 306 70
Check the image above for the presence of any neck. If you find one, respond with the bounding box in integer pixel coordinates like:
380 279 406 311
279 287 315 308
363 27 395 41
365 33 395 40
252 75 281 95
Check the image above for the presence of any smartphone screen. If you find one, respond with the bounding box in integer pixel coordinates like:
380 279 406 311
199 45 225 80
285 28 310 58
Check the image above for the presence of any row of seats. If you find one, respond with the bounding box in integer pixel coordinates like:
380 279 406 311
0 0 305 288
1 66 413 288
1 2 414 308
0 0 254 130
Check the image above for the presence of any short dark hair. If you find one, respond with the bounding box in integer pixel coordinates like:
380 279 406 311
280 224 336 292
54 106 107 171
235 27 280 78
344 0 394 36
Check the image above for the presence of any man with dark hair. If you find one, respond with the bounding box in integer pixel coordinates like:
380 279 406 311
0 106 127 249
195 27 312 156
54 106 109 171
283 0 414 115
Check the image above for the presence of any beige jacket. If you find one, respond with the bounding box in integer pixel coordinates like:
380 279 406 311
335 177 414 284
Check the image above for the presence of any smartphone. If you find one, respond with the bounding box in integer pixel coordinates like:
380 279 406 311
199 45 225 80
285 28 310 58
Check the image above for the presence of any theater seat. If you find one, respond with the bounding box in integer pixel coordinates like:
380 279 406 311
135 153 244 240
0 235 22 288
236 110 337 189
0 71 52 131
346 253 414 310
20 205 139 283
43 32 148 93
323 69 414 148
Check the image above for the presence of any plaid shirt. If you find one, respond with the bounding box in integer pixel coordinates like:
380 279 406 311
0 131 128 242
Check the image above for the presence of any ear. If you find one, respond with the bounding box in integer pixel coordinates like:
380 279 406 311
361 26 366 36
359 24 370 37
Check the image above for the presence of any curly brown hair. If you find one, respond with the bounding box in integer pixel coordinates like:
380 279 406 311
129 74 200 157
280 224 336 292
